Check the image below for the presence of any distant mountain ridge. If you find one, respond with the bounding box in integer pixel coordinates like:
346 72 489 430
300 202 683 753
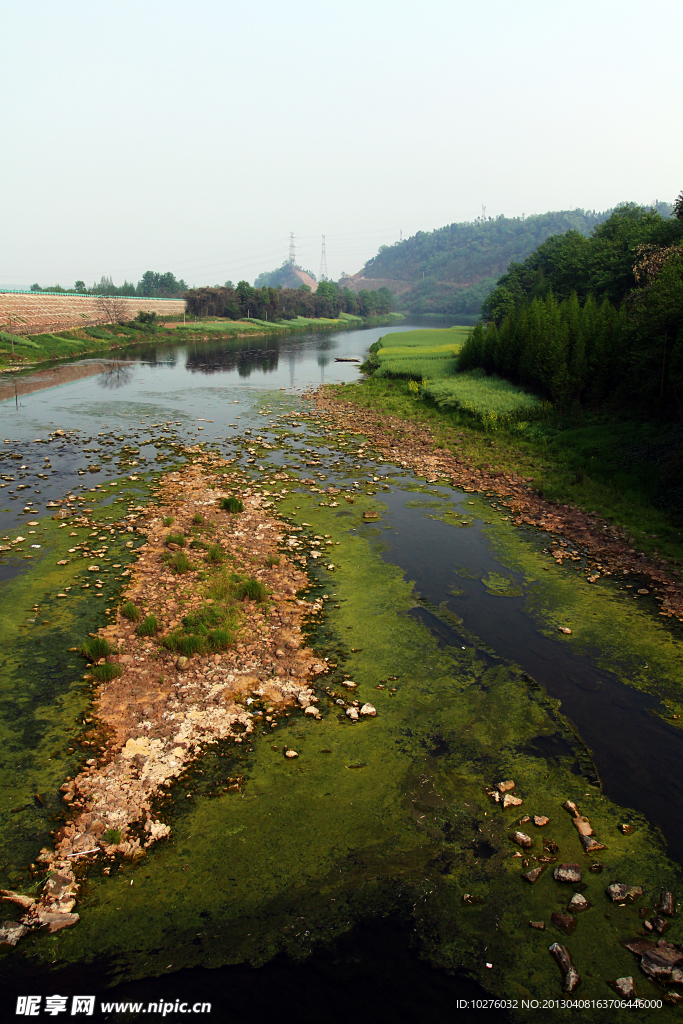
341 209 613 314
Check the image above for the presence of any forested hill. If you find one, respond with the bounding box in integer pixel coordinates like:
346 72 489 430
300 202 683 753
343 210 612 315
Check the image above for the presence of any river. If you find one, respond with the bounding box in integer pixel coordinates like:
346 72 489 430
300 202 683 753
1 319 681 1021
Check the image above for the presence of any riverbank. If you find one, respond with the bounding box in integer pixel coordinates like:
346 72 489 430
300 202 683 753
0 312 404 374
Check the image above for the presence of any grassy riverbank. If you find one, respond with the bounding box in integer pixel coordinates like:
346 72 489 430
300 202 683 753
0 312 404 373
326 376 683 566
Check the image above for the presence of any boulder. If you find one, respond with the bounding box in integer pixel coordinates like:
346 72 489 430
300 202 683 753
511 831 532 848
360 703 376 717
607 883 643 903
614 977 636 998
0 921 28 946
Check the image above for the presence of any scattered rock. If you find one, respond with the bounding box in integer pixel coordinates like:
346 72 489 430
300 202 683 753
651 914 670 935
620 823 635 835
558 627 572 634
496 780 516 793
529 920 545 929
346 707 359 720
580 835 607 853
614 977 636 998
568 893 590 912
176 656 189 670
533 815 550 827
659 891 675 917
359 703 376 717
503 794 523 808
563 800 581 817
511 831 532 848
304 706 320 719
551 912 577 934
0 890 35 909
284 749 298 759
607 883 643 903
554 864 582 883
549 942 580 993
0 921 28 946
572 815 593 837
523 866 545 883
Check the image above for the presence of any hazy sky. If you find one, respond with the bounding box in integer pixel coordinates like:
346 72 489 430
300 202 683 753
3 0 681 291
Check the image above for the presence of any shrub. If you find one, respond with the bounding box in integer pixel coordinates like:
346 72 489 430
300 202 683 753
90 662 123 682
80 636 111 660
266 553 280 567
120 601 141 622
162 516 174 527
165 532 185 547
162 633 206 657
102 828 122 845
206 543 225 564
192 512 204 525
137 614 159 637
235 577 267 602
169 552 192 574
220 496 243 513
207 627 235 651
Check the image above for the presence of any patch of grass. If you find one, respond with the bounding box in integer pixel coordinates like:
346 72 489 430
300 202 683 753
424 372 542 427
235 577 268 602
80 636 112 660
165 532 186 547
161 601 238 657
137 614 159 637
162 516 174 527
90 662 123 682
220 496 243 513
120 601 141 622
266 553 280 567
192 513 204 525
102 828 122 845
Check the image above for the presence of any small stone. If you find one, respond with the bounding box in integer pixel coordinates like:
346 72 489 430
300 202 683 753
511 831 532 848
503 793 523 808
568 893 590 912
533 815 550 827
563 800 581 818
529 920 545 929
523 866 544 883
359 703 376 717
572 815 593 837
558 627 572 634
87 565 99 571
580 835 607 852
341 680 357 689
551 912 577 934
346 707 359 721
651 914 670 935
304 706 320 719
284 749 298 759
496 780 516 793
614 977 636 999
176 656 189 670
554 864 582 883
620 823 635 835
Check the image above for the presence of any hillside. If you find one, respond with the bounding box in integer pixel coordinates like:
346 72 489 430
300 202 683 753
341 209 613 314
254 262 318 292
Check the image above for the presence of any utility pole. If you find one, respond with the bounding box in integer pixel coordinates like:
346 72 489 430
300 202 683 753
288 233 296 266
319 235 328 282
400 229 403 241
482 204 487 220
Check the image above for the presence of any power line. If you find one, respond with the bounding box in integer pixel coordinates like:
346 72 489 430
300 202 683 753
288 232 296 265
319 235 327 282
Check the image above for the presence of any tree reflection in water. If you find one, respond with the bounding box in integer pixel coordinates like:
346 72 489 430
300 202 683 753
98 362 135 389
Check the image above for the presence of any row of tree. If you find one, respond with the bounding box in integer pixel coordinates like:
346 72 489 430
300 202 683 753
460 198 683 419
28 271 188 298
184 280 394 320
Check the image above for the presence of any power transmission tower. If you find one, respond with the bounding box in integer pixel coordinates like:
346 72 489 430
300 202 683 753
288 232 296 265
319 235 328 281
481 204 487 220
399 229 403 241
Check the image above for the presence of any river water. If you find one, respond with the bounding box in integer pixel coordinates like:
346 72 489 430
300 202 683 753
1 319 682 1019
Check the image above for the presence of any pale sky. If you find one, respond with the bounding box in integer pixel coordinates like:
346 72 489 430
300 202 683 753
3 0 682 291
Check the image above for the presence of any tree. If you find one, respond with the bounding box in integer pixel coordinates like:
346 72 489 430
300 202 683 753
674 191 683 221
74 281 86 292
94 294 128 325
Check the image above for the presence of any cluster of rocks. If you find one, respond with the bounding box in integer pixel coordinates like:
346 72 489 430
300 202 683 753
311 387 683 621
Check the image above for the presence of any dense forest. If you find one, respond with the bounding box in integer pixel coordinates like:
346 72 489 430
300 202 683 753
353 208 639 314
28 271 188 299
184 279 394 320
459 199 683 419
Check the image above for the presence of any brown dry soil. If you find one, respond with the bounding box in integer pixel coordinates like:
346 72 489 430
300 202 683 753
2 454 331 939
310 385 683 622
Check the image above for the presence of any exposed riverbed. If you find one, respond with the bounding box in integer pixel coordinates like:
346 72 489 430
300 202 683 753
1 320 682 1020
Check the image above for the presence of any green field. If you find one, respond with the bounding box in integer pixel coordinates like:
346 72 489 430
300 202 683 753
424 371 543 426
370 326 469 380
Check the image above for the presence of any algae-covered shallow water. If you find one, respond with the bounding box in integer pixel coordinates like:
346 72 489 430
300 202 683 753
1 320 682 1020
